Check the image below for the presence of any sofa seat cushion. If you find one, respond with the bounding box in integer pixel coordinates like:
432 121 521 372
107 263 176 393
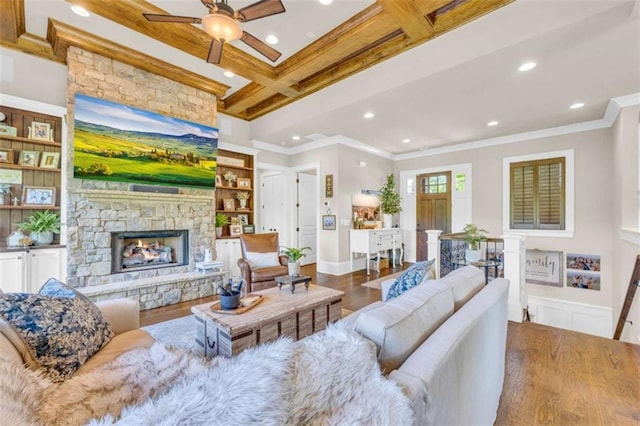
439 265 485 311
0 279 114 382
251 265 288 282
354 281 454 373
75 329 155 377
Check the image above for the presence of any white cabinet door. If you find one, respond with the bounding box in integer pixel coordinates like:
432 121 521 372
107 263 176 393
215 239 242 280
0 251 26 293
28 248 65 292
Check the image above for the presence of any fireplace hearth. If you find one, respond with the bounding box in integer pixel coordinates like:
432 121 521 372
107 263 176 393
111 230 189 273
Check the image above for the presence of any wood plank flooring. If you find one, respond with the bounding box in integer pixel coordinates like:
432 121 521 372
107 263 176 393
140 263 640 425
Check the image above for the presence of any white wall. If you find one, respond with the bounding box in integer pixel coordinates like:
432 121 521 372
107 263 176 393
0 48 67 107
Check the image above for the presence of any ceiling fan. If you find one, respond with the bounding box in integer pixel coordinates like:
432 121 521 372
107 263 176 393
143 0 285 65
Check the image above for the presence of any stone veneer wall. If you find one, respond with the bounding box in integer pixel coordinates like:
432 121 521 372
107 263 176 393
65 47 219 308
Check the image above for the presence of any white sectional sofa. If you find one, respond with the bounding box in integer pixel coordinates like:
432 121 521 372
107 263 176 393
345 265 510 425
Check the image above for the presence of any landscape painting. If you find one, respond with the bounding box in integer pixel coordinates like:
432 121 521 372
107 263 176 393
74 94 218 189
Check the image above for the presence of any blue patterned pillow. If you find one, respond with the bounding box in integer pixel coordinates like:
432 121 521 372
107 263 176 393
385 259 435 301
0 278 113 382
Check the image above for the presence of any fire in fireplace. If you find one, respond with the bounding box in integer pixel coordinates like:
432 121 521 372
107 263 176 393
111 230 189 273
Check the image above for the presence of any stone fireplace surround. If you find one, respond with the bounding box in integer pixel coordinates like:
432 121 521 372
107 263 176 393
67 188 222 310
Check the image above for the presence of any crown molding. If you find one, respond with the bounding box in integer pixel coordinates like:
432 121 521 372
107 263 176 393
250 92 640 162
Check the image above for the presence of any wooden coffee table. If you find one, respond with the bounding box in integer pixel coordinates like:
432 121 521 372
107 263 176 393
191 284 344 358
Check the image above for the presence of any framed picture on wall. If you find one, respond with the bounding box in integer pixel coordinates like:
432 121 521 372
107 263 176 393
322 214 336 230
525 249 563 287
325 174 333 198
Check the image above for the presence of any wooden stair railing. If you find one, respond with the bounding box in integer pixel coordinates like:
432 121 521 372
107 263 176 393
613 255 640 340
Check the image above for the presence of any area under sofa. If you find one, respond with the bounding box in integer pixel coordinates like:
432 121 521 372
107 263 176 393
0 265 509 425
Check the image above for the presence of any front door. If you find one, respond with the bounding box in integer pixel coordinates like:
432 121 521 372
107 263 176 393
416 172 452 260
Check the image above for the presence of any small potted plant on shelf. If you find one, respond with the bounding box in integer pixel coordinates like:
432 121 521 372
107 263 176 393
18 209 61 246
235 191 250 209
280 246 312 276
223 171 237 187
463 223 488 262
380 174 402 229
215 213 229 238
0 184 12 206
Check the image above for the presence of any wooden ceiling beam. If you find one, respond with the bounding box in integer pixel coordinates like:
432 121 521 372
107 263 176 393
376 0 443 41
0 0 25 43
63 0 298 98
47 19 231 98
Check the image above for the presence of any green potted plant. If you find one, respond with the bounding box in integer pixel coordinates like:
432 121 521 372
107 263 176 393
215 213 229 238
235 191 250 209
380 174 402 228
463 223 488 262
18 210 61 245
280 245 312 276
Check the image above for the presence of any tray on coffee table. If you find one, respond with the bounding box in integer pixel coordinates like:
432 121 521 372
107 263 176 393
209 294 264 314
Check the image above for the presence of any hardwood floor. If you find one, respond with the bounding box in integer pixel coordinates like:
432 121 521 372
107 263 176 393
139 263 640 425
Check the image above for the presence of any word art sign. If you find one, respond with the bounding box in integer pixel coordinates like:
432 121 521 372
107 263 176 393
525 249 563 287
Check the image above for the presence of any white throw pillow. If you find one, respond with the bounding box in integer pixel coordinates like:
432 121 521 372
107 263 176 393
245 251 280 268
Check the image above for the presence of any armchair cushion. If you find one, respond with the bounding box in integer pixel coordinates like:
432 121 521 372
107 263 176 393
245 251 281 268
0 279 114 382
252 265 289 283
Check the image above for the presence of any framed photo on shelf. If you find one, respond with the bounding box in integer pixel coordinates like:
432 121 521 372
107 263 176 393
215 175 222 187
223 198 235 211
237 214 249 225
0 149 13 164
322 214 336 230
229 224 243 237
22 186 56 207
18 150 39 167
242 224 255 234
0 169 22 184
29 121 51 141
0 124 17 137
237 178 251 189
39 152 60 169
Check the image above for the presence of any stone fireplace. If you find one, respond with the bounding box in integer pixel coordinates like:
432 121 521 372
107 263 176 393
111 229 189 273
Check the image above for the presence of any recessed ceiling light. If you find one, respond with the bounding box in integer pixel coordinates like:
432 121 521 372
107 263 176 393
71 5 90 17
402 138 411 143
319 0 334 5
487 121 499 126
363 112 375 119
518 62 536 72
265 34 278 45
570 102 585 109
291 135 300 141
223 70 234 78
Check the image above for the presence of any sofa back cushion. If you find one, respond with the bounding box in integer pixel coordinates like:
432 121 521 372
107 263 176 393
439 265 485 311
354 281 454 373
0 278 114 382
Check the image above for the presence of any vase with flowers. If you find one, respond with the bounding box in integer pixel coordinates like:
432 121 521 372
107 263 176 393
235 191 250 209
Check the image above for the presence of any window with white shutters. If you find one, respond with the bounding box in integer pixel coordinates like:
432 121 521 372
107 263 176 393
510 157 565 230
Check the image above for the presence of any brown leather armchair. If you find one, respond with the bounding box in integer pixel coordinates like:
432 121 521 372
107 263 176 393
237 232 289 292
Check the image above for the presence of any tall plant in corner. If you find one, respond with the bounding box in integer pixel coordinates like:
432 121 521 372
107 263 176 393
380 173 402 228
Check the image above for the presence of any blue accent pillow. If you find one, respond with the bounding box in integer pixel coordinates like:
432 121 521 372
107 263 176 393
385 259 435 301
0 278 114 382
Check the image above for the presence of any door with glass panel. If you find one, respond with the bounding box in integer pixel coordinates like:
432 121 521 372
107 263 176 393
416 172 451 260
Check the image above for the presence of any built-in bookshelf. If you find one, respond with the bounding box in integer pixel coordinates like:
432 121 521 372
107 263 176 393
215 148 254 238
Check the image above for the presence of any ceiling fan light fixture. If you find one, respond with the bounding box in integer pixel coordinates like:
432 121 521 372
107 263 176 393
202 13 242 42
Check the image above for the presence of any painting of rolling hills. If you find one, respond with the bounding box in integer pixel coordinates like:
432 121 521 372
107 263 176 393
73 94 218 189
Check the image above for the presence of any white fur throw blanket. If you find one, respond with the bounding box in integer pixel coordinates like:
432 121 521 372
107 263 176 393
0 323 412 425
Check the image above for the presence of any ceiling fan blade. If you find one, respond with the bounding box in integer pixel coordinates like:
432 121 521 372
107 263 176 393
240 31 282 62
143 14 202 24
206 39 224 64
236 0 285 23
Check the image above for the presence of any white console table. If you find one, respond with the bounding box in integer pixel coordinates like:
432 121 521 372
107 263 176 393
350 229 403 275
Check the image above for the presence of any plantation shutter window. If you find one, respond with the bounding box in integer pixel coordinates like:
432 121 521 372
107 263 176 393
510 157 565 230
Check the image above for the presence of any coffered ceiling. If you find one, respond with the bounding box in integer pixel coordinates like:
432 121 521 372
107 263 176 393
1 0 639 155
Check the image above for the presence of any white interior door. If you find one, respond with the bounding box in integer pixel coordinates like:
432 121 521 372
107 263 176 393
297 172 317 265
260 173 288 239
